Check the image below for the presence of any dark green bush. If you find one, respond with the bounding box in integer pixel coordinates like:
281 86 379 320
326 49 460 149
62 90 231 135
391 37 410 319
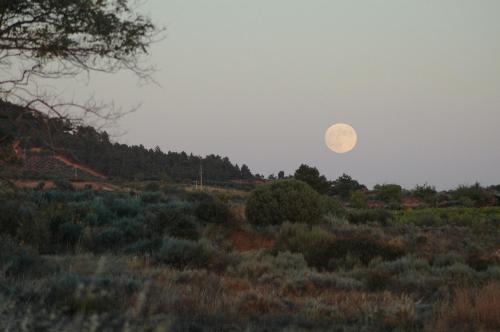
109 197 141 217
347 209 393 225
93 228 124 250
89 198 115 225
0 199 22 237
54 180 74 191
143 201 194 236
140 191 164 204
275 223 334 270
156 237 215 268
166 215 200 240
319 195 346 217
144 181 160 192
246 180 321 226
125 239 163 255
5 252 58 278
195 197 230 224
365 269 394 291
58 223 84 247
276 223 405 270
112 217 143 242
329 235 405 265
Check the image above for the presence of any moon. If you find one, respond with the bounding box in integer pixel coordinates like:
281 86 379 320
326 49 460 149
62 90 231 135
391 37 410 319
325 123 358 154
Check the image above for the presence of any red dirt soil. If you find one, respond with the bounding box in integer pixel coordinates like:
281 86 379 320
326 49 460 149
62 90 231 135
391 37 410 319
53 155 106 179
231 229 276 252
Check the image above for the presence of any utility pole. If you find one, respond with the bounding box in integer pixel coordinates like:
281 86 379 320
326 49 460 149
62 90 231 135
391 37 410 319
199 164 203 191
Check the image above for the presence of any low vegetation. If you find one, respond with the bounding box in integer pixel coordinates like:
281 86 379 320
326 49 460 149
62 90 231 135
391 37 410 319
0 179 499 331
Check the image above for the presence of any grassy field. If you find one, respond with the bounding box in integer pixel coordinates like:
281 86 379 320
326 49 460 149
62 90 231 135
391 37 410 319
0 181 499 331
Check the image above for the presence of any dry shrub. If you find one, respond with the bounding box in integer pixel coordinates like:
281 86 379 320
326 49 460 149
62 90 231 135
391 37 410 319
236 290 288 316
231 229 276 252
474 282 500 329
433 281 500 331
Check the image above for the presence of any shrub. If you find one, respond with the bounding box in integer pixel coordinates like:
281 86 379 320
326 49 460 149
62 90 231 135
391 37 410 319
451 183 493 207
111 217 143 242
58 223 84 248
144 201 195 236
54 180 74 191
433 252 465 268
365 269 394 291
195 197 231 224
125 239 162 255
349 190 368 209
347 209 393 225
434 282 500 331
109 197 141 217
236 251 309 280
277 223 405 271
319 195 346 217
0 199 23 237
328 235 405 266
140 191 164 204
156 237 215 269
373 183 403 203
0 235 23 265
93 228 124 251
166 215 199 240
5 251 58 278
144 181 160 192
89 198 115 225
246 180 322 226
17 207 50 250
275 223 334 270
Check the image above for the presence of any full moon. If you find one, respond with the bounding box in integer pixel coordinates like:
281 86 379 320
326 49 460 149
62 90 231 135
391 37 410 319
325 123 358 154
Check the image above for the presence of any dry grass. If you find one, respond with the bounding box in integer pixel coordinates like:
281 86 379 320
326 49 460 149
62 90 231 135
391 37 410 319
432 282 500 331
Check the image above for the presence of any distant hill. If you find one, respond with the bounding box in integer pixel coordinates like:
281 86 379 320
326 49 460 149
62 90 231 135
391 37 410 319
0 100 255 182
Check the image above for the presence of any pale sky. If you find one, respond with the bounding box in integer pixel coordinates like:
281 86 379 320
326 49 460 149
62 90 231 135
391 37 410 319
56 0 500 189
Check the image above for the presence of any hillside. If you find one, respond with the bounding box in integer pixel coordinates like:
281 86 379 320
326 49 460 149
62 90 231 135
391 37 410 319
0 100 255 182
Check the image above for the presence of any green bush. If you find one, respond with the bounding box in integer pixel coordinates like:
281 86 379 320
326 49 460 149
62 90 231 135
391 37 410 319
140 191 164 204
319 195 346 217
58 223 84 248
347 209 393 225
125 239 162 255
328 235 405 266
236 251 309 280
195 196 230 224
0 199 23 237
54 180 74 191
166 215 199 240
275 222 334 270
246 180 322 226
276 223 405 270
93 228 124 251
89 198 115 225
109 197 141 217
395 207 500 234
144 201 195 236
5 251 58 278
156 237 215 268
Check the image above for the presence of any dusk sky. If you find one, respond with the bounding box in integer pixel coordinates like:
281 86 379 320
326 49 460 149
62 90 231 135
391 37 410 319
55 0 500 189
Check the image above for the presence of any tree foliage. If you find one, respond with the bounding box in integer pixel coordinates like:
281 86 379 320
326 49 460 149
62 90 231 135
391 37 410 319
0 0 158 150
0 102 252 181
373 184 403 204
293 164 330 194
330 174 364 199
246 179 321 226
